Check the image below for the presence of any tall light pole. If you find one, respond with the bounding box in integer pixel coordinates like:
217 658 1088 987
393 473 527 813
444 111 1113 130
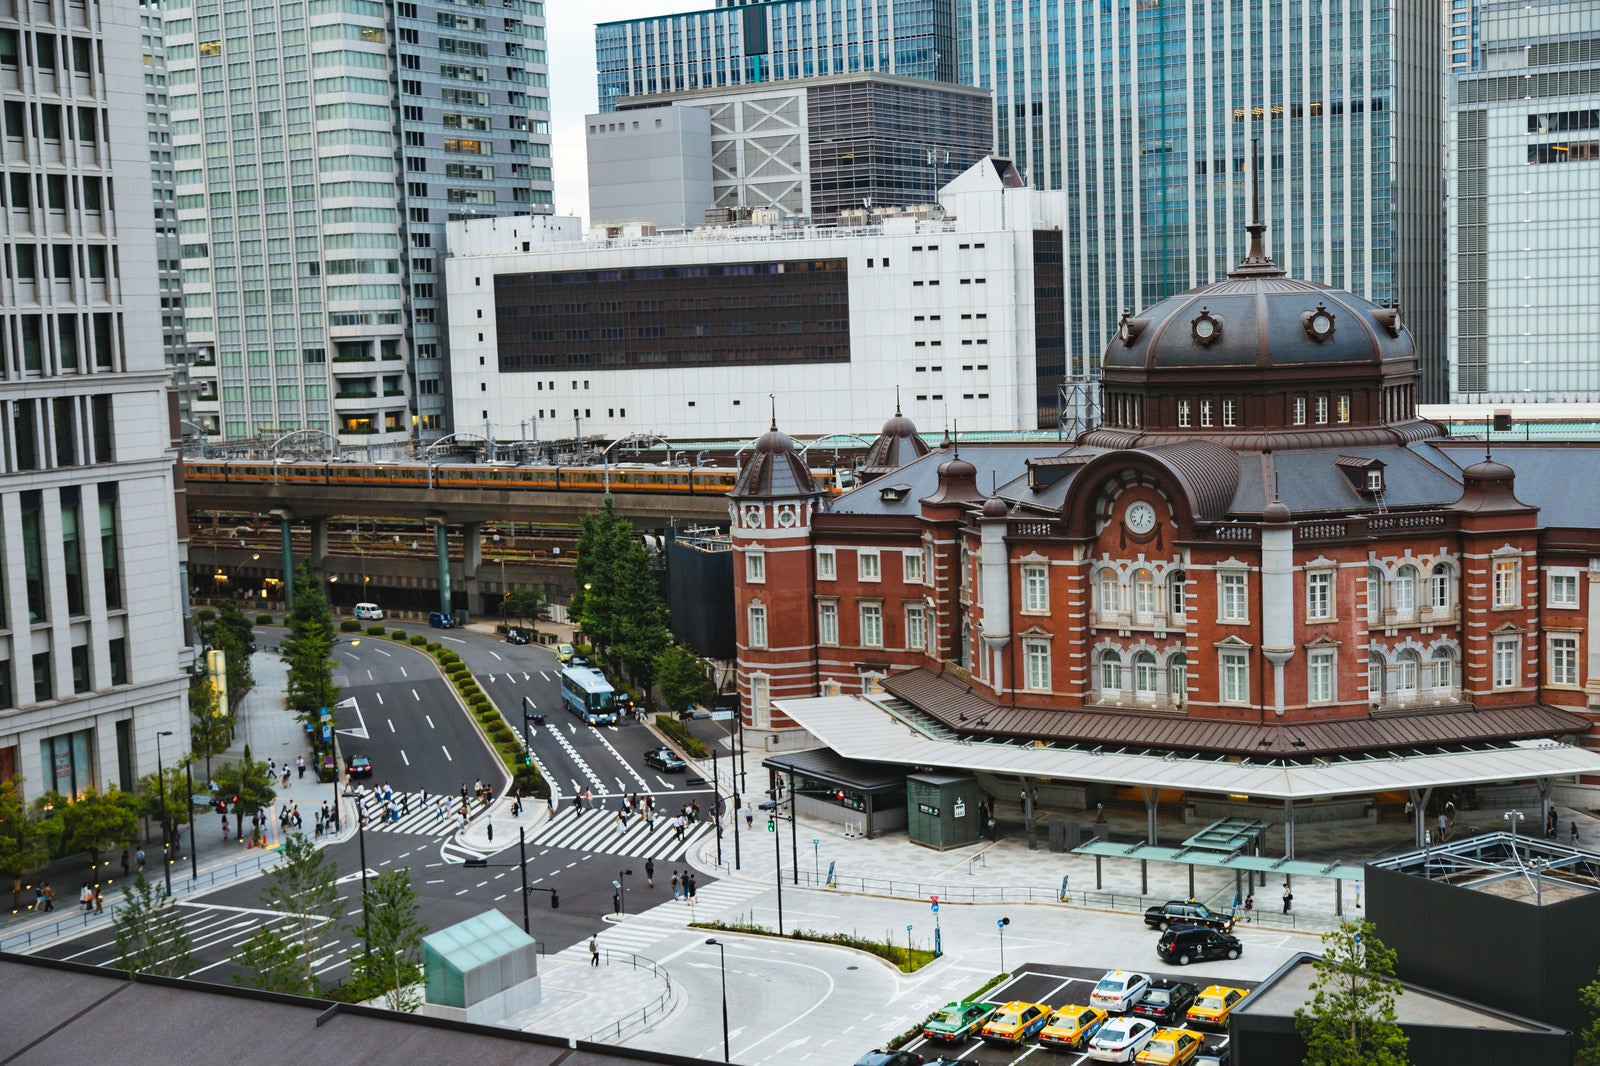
184 760 199 880
350 787 371 952
1504 810 1525 863
155 730 175 895
997 916 1011 974
705 938 730 1063
615 868 633 914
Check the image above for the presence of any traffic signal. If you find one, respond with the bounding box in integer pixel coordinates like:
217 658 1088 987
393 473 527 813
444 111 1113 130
524 753 533 766
463 858 488 868
550 889 559 909
767 818 775 833
757 800 778 811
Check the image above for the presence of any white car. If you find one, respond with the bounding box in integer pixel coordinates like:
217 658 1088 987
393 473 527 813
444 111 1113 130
1086 1016 1158 1062
1089 970 1152 1013
354 602 384 621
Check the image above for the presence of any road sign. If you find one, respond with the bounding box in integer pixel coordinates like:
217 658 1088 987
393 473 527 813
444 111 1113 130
710 709 736 721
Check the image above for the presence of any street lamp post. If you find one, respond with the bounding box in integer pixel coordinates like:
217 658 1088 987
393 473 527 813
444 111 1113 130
155 730 175 895
997 916 1011 974
519 826 530 935
349 788 371 952
1504 810 1525 862
184 760 199 881
615 868 633 914
706 938 730 1063
931 896 942 958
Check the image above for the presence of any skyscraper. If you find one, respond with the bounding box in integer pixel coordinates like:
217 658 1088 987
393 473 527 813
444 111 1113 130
0 0 189 792
165 0 551 446
956 0 1447 403
1448 0 1600 402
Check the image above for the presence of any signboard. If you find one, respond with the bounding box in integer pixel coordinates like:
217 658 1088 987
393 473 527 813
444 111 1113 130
321 723 332 743
917 802 940 817
710 709 736 721
953 799 967 819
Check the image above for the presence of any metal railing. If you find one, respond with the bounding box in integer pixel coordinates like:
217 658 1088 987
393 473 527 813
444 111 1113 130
583 950 675 1044
0 849 285 953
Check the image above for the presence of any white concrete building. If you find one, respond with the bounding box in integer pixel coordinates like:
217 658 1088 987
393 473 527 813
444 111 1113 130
446 159 1069 442
1448 0 1600 402
1 0 189 794
587 105 712 233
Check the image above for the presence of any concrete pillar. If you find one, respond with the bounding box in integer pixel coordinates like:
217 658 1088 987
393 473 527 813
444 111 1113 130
1142 786 1160 847
1284 797 1296 859
429 517 452 614
269 508 295 609
1409 786 1433 848
462 521 482 578
309 517 329 568
1260 513 1295 716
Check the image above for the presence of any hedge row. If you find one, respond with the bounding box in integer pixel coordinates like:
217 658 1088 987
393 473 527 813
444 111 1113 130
654 714 708 759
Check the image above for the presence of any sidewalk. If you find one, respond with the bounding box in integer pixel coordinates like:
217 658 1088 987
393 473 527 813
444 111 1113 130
1 647 352 950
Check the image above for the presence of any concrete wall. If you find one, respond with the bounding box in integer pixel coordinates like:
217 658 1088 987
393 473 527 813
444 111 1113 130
587 107 713 230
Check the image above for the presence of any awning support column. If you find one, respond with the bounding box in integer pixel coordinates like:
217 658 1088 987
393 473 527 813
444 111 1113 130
1409 787 1433 848
1284 797 1296 860
1538 777 1554 836
1141 787 1160 848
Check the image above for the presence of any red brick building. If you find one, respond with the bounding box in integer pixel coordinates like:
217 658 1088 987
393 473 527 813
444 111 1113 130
728 227 1600 824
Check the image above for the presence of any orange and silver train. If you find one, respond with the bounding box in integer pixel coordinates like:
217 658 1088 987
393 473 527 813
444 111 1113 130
185 458 850 496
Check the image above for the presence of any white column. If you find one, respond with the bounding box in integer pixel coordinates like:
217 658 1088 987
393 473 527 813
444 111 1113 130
1587 564 1600 708
1261 520 1296 716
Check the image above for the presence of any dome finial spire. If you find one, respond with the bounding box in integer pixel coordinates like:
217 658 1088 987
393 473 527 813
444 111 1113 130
895 384 902 417
1232 137 1282 276
769 392 777 432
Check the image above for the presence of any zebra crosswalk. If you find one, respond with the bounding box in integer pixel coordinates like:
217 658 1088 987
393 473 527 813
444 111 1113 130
525 807 714 863
548 877 769 963
351 792 476 838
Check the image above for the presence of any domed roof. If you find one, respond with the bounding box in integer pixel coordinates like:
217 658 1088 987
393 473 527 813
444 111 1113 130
860 399 931 481
981 495 1009 518
921 446 983 506
1103 224 1413 374
730 417 822 501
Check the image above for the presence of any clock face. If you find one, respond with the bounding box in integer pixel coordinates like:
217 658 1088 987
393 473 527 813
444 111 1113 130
1125 501 1157 535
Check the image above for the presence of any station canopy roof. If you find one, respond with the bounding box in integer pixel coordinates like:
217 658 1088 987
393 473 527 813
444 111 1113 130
771 694 1600 803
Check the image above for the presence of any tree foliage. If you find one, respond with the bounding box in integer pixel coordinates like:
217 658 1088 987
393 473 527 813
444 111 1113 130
571 497 635 662
58 788 139 873
352 868 427 1012
212 747 276 842
502 587 547 630
572 498 671 700
0 778 61 884
211 602 256 710
138 762 194 846
280 562 340 722
113 873 193 978
655 645 713 714
611 539 671 705
1294 920 1410 1066
1579 964 1600 1066
188 674 230 778
232 833 340 996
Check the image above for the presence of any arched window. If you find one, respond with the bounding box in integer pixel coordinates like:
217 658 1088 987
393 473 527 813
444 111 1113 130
1394 566 1418 615
1133 570 1156 622
1430 563 1452 612
1432 647 1456 690
1133 651 1158 695
1367 567 1384 622
1099 650 1123 694
1169 571 1186 621
1368 653 1385 699
1395 649 1420 693
1098 570 1123 615
1167 653 1188 705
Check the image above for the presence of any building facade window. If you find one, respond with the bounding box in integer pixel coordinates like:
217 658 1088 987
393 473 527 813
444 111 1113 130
1168 654 1188 704
1132 650 1158 695
1097 570 1122 615
1395 650 1420 693
1393 565 1417 616
1367 567 1384 622
1493 558 1520 608
1222 399 1237 427
1021 564 1049 612
903 551 924 584
1315 395 1329 423
1219 572 1247 621
1169 573 1185 621
744 551 765 584
858 550 880 582
1178 400 1191 427
1550 634 1580 686
1493 635 1520 688
1308 649 1336 703
750 674 770 728
1430 563 1452 612
1306 571 1334 620
905 605 926 652
1023 639 1050 690
818 601 838 645
748 603 767 648
1220 650 1249 703
1133 569 1156 622
860 603 882 647
1549 570 1580 608
1098 650 1123 694
1200 400 1214 427
1432 647 1456 690
1292 396 1306 425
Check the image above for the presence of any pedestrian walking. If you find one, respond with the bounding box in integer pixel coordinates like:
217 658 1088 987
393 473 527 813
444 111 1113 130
135 847 146 873
221 815 229 840
671 871 681 900
120 848 130 878
582 787 592 811
296 754 306 779
33 884 45 911
687 873 697 900
79 883 92 912
93 887 103 915
546 795 556 818
436 799 445 822
1573 821 1582 843
42 881 54 912
589 935 600 967
1282 881 1293 914
401 793 410 816
487 815 494 842
281 768 290 789
645 857 655 888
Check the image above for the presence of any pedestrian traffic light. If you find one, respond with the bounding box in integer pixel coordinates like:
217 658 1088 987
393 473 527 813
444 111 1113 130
524 753 533 766
550 889 559 909
767 818 775 833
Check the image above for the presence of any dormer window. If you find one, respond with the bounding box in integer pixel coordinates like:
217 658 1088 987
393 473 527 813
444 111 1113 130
1336 455 1386 495
878 483 912 502
1366 470 1384 492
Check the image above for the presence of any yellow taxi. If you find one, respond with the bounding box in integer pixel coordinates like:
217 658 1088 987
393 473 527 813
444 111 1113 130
555 643 575 664
979 1000 1053 1045
1184 986 1248 1030
1134 1027 1206 1065
1039 1003 1109 1051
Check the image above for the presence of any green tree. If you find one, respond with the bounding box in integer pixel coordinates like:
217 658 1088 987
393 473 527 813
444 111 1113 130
138 762 193 851
280 562 340 723
0 779 62 902
352 868 427 1011
611 538 670 705
188 674 230 780
502 587 547 631
232 833 340 996
655 645 712 715
212 746 276 842
1579 964 1600 1065
59 788 139 879
1294 920 1410 1066
571 497 635 663
207 602 256 712
112 873 192 978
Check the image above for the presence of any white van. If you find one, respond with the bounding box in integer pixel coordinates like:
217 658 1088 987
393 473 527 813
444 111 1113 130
354 602 384 621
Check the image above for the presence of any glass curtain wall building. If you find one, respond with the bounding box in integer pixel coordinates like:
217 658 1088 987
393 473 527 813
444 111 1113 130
165 0 550 446
1448 0 1600 401
955 0 1446 403
0 0 189 795
597 0 956 114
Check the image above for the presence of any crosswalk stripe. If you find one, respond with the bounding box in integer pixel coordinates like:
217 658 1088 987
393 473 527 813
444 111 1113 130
529 810 712 860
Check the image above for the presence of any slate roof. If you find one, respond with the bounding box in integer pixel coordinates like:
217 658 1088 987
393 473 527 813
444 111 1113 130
1428 441 1600 528
1229 445 1468 516
828 444 1066 516
882 666 1591 757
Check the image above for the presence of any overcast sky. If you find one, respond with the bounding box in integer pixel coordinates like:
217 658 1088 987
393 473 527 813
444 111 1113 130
549 2 703 225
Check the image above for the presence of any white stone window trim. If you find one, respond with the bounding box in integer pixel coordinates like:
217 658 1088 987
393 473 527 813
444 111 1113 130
1547 629 1582 688
1547 567 1581 610
744 549 766 584
816 547 836 581
1305 568 1336 622
857 549 882 582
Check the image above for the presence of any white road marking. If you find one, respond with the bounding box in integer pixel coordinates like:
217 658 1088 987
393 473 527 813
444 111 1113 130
490 651 502 661
335 699 369 740
374 647 392 658
399 666 407 677
615 776 627 792
425 714 435 729
541 671 551 682
412 688 420 701
505 674 518 684
366 669 373 681
656 776 675 789
440 635 466 644
567 722 576 735
401 750 410 767
523 672 531 681
441 745 452 762
374 691 384 706
387 718 395 733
